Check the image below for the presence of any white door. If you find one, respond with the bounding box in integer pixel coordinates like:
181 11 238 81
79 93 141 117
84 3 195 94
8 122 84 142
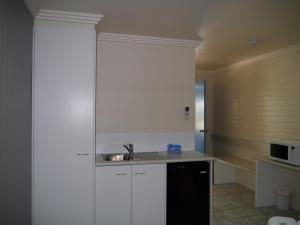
96 166 132 225
132 164 166 225
33 22 95 225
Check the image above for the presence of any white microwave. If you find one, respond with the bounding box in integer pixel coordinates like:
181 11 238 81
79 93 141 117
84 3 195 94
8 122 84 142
269 142 300 166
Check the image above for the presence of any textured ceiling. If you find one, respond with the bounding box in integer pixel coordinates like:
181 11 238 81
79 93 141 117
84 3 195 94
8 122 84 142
37 0 300 70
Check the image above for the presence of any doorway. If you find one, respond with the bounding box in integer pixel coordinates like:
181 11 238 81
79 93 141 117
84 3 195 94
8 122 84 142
195 81 206 153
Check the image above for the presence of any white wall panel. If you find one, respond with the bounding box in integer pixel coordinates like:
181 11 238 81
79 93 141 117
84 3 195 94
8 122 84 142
96 132 194 153
96 37 196 133
256 160 300 211
0 2 32 224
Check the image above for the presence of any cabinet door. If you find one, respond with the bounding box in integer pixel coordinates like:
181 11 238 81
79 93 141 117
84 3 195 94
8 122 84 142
132 164 166 225
96 166 132 225
33 23 95 225
167 162 210 225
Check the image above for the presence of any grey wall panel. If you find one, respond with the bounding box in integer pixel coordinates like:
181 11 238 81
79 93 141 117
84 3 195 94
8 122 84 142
0 1 33 225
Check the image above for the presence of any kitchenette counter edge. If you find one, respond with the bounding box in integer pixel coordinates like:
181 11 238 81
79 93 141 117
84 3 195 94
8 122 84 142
95 151 215 166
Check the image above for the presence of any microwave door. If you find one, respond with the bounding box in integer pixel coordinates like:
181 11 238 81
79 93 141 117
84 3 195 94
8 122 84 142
270 144 288 159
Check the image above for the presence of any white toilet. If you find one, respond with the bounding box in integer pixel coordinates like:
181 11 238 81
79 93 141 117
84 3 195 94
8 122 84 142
268 216 296 225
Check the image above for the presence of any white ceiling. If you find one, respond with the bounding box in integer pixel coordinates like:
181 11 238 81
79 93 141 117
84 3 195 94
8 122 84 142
37 0 300 70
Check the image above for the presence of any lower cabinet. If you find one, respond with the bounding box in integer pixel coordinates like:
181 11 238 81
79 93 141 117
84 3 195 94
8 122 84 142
96 164 166 225
96 165 132 225
132 164 166 225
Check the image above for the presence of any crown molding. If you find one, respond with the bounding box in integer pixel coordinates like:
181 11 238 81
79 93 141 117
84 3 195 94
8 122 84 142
24 1 103 24
98 33 201 48
35 9 103 24
214 43 300 74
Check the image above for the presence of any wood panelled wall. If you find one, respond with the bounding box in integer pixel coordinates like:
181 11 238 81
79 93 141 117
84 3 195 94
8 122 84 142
0 1 33 224
213 46 300 161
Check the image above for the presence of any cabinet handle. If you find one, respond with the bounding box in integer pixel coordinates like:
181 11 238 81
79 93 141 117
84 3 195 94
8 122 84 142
116 173 128 176
200 171 207 174
135 172 146 175
76 153 89 156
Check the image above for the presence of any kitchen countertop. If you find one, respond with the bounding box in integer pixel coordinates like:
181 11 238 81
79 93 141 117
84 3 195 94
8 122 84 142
257 157 300 172
95 150 215 166
214 154 256 173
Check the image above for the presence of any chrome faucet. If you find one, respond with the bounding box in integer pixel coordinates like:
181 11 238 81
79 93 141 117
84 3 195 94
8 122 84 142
123 143 134 160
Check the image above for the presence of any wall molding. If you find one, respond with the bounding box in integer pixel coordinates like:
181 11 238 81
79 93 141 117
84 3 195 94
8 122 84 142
214 43 300 74
35 9 103 24
24 1 103 24
98 32 201 48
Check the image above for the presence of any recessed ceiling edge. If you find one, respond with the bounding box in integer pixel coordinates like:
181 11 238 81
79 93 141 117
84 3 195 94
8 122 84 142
98 33 201 48
24 0 40 17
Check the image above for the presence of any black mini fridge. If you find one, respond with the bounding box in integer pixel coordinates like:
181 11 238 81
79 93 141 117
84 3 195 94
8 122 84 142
167 161 210 225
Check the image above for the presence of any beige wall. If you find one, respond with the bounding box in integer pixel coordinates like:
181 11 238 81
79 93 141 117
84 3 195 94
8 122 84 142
96 39 196 133
212 45 300 161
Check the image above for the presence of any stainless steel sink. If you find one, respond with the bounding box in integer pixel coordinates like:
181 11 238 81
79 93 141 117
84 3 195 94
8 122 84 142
100 153 132 162
99 152 169 162
133 152 169 160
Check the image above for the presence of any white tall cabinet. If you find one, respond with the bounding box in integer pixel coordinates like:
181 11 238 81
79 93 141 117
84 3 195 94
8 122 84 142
32 11 102 225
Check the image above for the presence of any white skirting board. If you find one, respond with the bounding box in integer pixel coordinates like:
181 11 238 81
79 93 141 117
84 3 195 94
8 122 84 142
236 169 255 191
96 132 195 153
214 160 255 191
256 160 300 211
214 160 236 184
